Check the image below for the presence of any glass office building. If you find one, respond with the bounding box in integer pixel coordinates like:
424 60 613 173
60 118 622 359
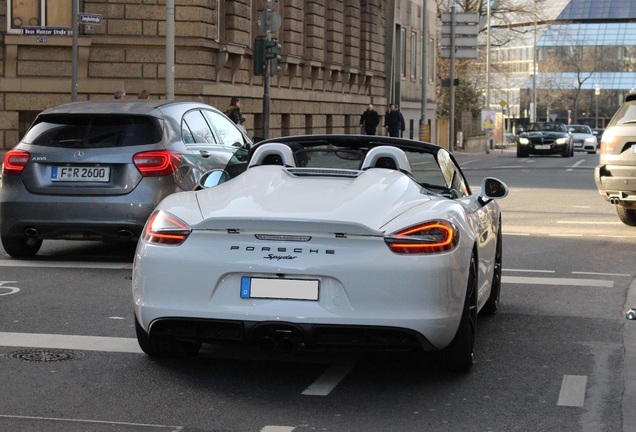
488 0 636 126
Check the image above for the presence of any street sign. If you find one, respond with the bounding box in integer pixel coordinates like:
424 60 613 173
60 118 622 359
79 13 103 25
22 26 71 36
550 113 558 121
440 48 478 59
440 11 479 59
441 12 480 24
440 36 478 47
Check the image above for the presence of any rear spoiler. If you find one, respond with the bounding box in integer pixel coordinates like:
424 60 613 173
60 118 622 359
192 217 384 236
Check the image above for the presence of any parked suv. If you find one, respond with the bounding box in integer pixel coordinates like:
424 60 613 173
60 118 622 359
595 93 636 226
0 100 252 257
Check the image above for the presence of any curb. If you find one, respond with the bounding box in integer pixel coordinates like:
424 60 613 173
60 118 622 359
624 278 636 432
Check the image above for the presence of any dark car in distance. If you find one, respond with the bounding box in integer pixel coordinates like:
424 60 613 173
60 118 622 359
595 93 636 226
516 122 574 158
0 100 252 257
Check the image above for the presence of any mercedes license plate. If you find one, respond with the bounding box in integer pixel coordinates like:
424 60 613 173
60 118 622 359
240 277 319 300
51 166 110 182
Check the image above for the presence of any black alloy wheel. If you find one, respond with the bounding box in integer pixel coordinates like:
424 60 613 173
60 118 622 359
1 235 43 258
439 253 477 373
482 228 502 315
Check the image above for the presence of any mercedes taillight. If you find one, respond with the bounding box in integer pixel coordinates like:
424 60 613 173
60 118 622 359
2 150 30 176
133 151 182 177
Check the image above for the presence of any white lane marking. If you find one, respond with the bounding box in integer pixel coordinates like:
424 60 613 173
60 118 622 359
572 271 632 277
0 414 183 430
261 427 296 432
504 269 555 274
302 363 355 396
504 232 530 236
0 260 132 269
0 281 20 296
557 375 587 407
0 332 143 354
549 234 583 237
567 160 585 171
503 276 614 288
557 221 623 225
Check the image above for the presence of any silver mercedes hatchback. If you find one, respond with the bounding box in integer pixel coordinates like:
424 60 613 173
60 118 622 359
0 100 251 257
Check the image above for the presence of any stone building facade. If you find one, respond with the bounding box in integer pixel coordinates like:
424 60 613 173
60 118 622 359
0 0 435 151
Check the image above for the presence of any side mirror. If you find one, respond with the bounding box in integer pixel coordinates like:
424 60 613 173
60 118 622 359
479 177 509 204
196 169 230 190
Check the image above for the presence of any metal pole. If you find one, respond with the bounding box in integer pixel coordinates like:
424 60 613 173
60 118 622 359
262 1 273 139
531 21 537 123
166 0 175 100
419 0 428 140
449 6 456 151
71 0 79 101
595 83 600 128
485 0 490 111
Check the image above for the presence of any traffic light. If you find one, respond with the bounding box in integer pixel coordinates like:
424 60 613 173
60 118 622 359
267 40 282 76
253 37 266 76
253 37 282 76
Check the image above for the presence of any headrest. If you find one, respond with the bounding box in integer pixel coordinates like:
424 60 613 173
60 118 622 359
249 143 297 168
360 146 411 173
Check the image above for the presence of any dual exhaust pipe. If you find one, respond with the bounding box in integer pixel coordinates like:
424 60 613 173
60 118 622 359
609 197 622 205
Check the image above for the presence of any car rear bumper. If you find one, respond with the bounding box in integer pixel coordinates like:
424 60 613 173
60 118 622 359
595 164 636 206
0 179 167 240
133 234 473 351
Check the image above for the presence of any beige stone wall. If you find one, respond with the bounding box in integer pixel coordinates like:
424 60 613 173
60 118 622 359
0 0 433 150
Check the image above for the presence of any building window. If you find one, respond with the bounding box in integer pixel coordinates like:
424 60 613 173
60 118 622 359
401 27 407 78
8 0 72 32
411 30 417 79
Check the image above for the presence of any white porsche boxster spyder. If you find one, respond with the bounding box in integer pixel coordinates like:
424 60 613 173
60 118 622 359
132 135 508 372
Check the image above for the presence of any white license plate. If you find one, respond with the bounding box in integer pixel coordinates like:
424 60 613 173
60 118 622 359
632 144 636 154
51 166 110 182
240 277 319 300
535 144 550 150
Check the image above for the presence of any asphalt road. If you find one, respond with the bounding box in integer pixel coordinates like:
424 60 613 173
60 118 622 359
0 148 634 431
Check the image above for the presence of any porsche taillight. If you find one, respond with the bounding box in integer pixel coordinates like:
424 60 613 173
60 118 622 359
385 221 459 254
133 150 181 177
142 210 191 246
3 150 30 175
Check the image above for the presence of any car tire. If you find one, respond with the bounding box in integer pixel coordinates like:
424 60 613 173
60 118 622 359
482 229 502 315
1 235 43 258
516 149 527 158
439 253 477 373
616 205 636 227
135 315 202 358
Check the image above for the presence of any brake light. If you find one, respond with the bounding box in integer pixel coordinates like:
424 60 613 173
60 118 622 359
385 220 459 254
142 210 191 246
3 150 30 175
133 151 181 177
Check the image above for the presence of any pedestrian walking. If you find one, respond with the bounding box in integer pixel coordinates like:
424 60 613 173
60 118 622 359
385 103 403 137
359 104 380 135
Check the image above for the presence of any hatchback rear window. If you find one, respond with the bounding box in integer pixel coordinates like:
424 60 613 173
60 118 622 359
22 114 163 148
